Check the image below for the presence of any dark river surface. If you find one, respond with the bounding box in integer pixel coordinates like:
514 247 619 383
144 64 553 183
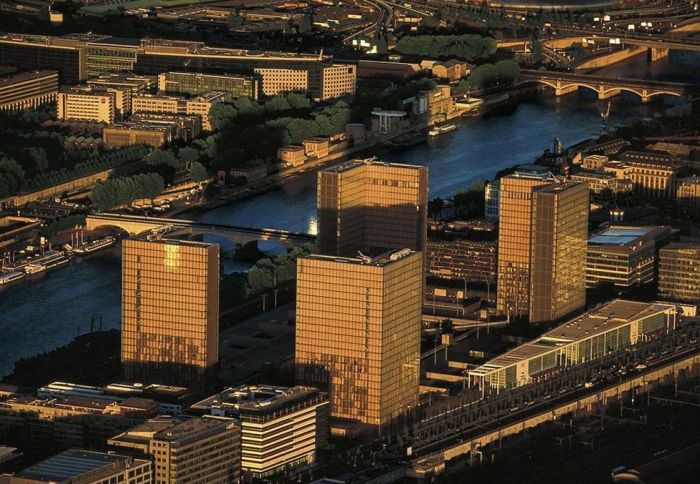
0 91 671 377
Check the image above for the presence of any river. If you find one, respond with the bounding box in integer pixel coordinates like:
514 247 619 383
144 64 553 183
0 94 664 377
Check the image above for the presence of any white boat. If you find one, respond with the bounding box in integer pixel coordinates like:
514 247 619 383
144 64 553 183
0 270 25 285
428 124 458 136
73 236 116 255
24 263 47 275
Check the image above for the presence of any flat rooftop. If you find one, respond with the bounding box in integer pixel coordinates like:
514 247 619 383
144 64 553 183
16 449 127 482
191 385 321 416
112 416 236 445
324 158 424 174
588 226 670 246
304 248 419 267
472 300 674 374
0 69 56 86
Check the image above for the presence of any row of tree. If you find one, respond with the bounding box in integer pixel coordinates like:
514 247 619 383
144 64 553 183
395 34 497 61
90 173 165 211
247 246 313 295
453 59 520 93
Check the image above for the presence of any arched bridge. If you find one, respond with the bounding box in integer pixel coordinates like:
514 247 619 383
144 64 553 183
517 69 690 103
85 213 317 248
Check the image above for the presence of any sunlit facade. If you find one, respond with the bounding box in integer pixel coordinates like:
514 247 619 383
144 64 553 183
496 172 556 320
529 182 588 323
317 159 428 257
295 249 422 427
121 235 219 391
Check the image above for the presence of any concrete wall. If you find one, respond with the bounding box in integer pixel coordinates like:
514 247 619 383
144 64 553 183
575 46 646 70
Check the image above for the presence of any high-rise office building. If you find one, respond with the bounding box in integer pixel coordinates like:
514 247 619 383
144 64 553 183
497 172 588 323
295 249 422 428
529 182 589 323
496 171 557 320
109 417 240 484
658 244 700 303
121 233 219 391
317 159 428 257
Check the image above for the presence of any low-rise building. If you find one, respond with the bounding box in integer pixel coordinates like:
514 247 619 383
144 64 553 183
1 449 152 484
254 67 308 98
132 92 228 131
581 154 608 170
469 300 680 394
229 163 267 183
426 221 497 285
344 123 366 144
190 385 328 479
431 59 469 82
158 71 258 99
658 244 700 303
278 145 305 167
109 416 241 484
302 137 330 159
0 70 58 112
128 113 201 142
57 87 117 123
102 123 173 148
586 226 676 288
86 72 156 114
676 176 700 220
320 64 356 100
0 392 158 454
571 170 633 206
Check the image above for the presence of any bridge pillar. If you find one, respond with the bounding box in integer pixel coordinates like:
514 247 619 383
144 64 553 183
648 47 669 62
598 88 621 100
554 81 578 97
640 89 651 104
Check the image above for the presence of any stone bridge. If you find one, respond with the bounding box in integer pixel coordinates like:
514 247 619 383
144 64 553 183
85 213 317 249
516 69 690 103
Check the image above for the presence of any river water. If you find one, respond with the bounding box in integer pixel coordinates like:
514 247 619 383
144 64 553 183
0 94 664 377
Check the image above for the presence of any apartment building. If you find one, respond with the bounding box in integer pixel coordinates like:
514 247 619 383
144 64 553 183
0 70 58 112
320 64 356 100
109 417 241 484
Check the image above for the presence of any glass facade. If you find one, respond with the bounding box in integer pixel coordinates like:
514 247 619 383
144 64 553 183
658 244 700 303
529 182 588 323
121 237 219 391
158 71 258 100
86 45 139 77
295 251 422 427
317 160 428 257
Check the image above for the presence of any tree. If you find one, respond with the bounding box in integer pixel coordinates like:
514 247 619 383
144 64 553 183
264 95 291 113
286 93 311 110
190 161 208 182
531 37 543 64
145 149 179 168
247 258 275 294
177 147 200 164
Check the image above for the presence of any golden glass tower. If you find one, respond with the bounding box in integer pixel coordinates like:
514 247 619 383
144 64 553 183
295 249 422 427
121 234 219 391
529 182 589 323
497 173 588 323
317 159 428 256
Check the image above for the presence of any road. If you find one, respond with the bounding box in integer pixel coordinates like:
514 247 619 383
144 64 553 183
343 0 394 43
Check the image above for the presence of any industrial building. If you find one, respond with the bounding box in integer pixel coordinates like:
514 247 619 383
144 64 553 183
469 300 680 393
190 385 328 479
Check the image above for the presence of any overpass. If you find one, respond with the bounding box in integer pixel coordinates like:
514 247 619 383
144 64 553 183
516 69 690 102
85 213 317 248
409 346 700 477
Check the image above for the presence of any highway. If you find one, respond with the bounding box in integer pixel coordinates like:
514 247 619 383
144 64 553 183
343 0 394 44
412 340 700 461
